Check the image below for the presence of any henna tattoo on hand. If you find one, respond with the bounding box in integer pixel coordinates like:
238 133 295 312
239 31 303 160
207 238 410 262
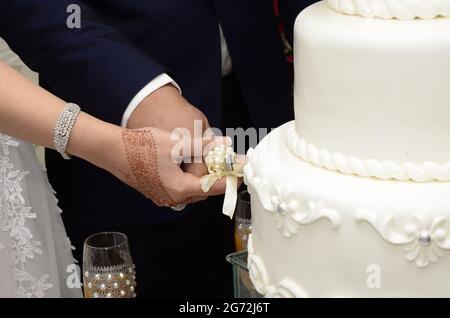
121 129 179 207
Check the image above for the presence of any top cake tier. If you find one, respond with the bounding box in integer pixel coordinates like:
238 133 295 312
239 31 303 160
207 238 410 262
328 0 450 19
293 1 450 182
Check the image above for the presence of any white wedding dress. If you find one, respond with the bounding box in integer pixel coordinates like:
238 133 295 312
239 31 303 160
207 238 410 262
0 39 82 298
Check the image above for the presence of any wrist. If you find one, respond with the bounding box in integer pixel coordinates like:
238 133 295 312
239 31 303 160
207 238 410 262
93 125 126 172
127 84 185 129
66 112 125 170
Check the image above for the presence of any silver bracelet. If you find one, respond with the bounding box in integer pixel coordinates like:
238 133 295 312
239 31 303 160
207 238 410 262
53 103 81 160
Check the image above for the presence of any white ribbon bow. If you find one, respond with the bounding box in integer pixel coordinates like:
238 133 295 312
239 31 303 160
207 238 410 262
200 145 244 219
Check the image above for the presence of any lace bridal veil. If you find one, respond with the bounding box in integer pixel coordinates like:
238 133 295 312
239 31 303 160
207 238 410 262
0 38 82 298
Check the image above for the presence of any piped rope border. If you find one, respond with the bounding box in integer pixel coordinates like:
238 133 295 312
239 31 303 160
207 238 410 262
287 125 450 182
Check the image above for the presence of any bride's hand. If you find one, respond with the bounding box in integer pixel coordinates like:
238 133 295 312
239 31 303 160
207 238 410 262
104 127 230 207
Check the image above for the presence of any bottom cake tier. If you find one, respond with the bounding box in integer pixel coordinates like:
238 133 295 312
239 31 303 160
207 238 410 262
245 121 450 297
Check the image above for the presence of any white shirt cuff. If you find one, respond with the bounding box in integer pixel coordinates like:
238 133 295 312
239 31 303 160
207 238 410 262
121 73 182 127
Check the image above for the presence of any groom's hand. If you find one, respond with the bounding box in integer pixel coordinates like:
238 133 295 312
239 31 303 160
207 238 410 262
127 84 213 182
125 84 244 205
127 84 209 135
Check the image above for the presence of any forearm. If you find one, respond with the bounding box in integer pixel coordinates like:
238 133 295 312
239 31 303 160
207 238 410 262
0 61 122 168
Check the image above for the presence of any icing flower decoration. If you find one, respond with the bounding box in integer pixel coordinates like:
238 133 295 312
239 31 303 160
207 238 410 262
357 211 450 268
400 217 450 268
269 185 309 238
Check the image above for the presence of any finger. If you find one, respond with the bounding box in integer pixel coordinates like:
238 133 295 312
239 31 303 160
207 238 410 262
236 154 247 165
237 177 244 189
181 173 228 197
203 116 211 129
181 162 207 177
204 176 228 196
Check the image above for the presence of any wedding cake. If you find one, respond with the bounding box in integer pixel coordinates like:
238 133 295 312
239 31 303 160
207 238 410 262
245 0 450 297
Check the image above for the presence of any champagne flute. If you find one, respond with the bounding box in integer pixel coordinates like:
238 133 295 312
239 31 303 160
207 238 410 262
233 190 260 296
83 232 136 298
234 190 252 251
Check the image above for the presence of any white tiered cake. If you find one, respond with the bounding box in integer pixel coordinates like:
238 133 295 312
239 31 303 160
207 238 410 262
245 0 450 297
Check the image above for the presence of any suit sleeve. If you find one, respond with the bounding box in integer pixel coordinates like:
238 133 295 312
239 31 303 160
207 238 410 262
0 0 166 125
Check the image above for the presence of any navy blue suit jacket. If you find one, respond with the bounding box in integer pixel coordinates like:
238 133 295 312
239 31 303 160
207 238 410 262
0 0 314 226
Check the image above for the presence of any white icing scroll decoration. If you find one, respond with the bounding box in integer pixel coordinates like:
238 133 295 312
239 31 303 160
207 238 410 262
328 0 450 20
266 279 308 298
287 126 450 182
247 235 307 298
248 253 271 295
247 235 270 295
244 148 341 238
356 210 450 268
267 185 341 238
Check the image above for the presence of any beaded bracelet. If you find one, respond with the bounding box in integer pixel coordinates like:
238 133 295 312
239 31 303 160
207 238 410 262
53 103 81 160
